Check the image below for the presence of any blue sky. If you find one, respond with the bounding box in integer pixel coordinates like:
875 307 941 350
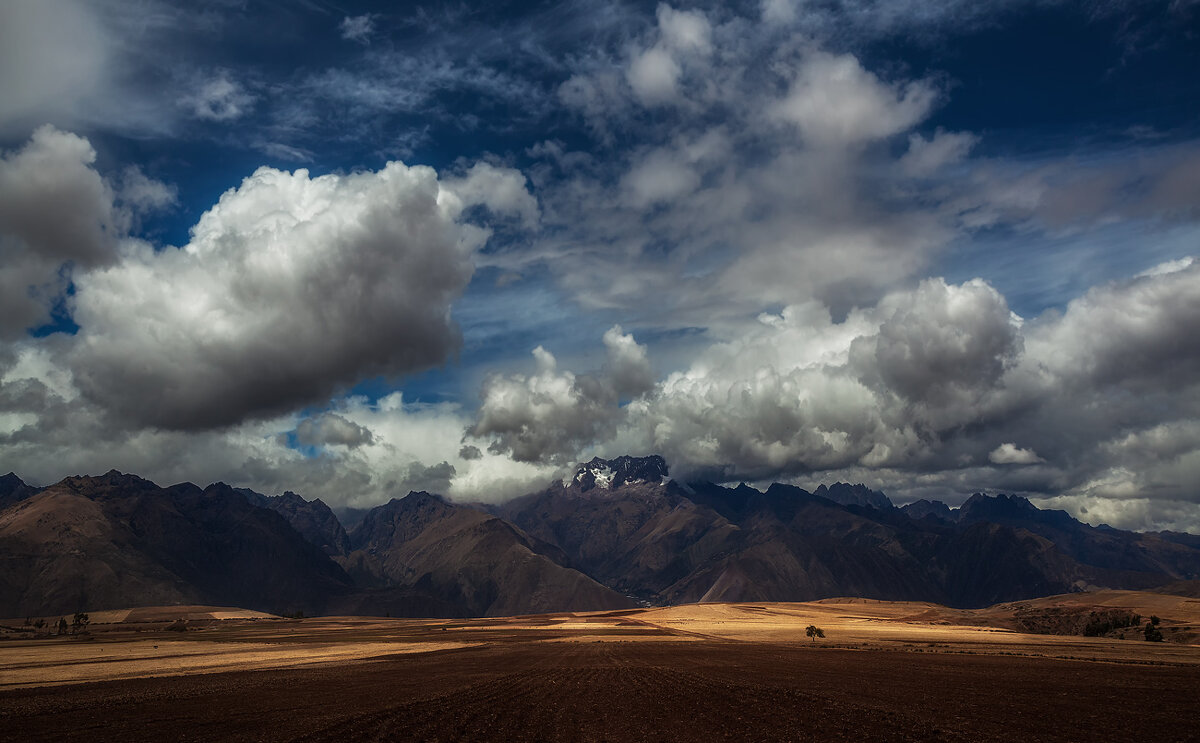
1 0 1198 531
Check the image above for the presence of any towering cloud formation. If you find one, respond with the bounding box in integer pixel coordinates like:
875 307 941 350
66 161 528 430
462 261 1199 529
865 278 1020 414
468 327 653 464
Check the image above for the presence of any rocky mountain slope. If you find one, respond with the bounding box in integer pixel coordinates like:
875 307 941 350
0 472 353 618
494 456 741 603
498 457 1200 608
238 488 351 556
333 491 631 617
3 457 1199 618
0 472 629 619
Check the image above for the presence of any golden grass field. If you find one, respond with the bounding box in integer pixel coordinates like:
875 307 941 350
4 589 1199 689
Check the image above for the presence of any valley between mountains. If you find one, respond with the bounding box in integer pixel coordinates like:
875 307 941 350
3 455 1200 620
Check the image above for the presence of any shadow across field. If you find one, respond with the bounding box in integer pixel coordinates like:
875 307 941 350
2 595 1199 742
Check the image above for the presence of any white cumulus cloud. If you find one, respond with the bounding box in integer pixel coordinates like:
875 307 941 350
68 161 493 430
468 327 653 464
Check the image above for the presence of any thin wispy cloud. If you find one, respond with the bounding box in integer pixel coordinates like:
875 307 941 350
340 14 375 45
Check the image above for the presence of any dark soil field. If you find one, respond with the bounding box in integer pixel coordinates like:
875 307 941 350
5 598 1200 742
4 636 1200 742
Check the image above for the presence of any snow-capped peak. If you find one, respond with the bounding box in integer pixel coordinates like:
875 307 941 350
567 455 670 493
578 462 615 489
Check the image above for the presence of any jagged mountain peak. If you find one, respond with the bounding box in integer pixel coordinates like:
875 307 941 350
0 472 38 510
5 464 1200 616
902 499 955 522
960 492 1039 517
568 455 669 492
361 491 452 525
0 472 29 495
958 492 1082 532
815 482 895 510
220 484 351 557
396 490 449 506
56 470 160 495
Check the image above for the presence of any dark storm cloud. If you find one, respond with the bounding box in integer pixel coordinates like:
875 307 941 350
458 445 483 461
397 460 457 496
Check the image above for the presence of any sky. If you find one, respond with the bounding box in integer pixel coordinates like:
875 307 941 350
0 0 1198 531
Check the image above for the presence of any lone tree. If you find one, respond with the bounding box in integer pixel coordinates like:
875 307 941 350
806 625 825 642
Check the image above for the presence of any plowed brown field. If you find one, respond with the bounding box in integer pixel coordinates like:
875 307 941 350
3 599 1199 742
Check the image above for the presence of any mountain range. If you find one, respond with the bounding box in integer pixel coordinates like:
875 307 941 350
2 455 1198 619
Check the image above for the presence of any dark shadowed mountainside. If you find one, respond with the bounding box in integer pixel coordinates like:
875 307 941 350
334 491 632 617
3 458 1200 618
900 499 955 523
238 488 351 556
0 472 40 512
497 457 1200 609
0 472 353 618
493 457 742 604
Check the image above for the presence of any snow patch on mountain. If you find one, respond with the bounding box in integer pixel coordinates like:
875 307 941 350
567 455 670 493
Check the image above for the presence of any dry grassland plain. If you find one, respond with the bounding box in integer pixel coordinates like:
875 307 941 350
2 593 1199 742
